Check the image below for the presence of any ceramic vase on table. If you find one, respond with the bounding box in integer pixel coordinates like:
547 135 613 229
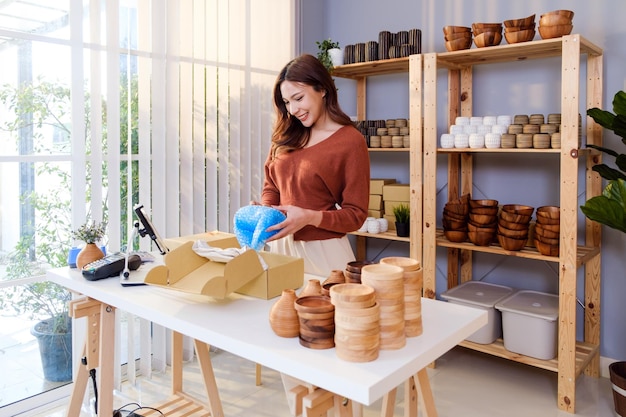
269 289 300 338
75 243 105 269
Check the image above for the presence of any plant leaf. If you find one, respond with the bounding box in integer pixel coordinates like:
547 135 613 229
581 179 626 233
613 90 626 116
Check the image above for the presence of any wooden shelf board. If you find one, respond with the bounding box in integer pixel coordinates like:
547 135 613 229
435 34 602 70
437 148 594 155
369 147 410 152
350 230 410 242
332 57 409 78
435 229 599 265
458 339 599 377
148 393 211 416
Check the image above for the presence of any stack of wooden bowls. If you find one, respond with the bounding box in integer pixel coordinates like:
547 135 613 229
472 22 503 48
321 269 346 296
331 283 380 362
467 199 499 246
380 257 423 337
294 295 335 349
361 264 406 350
503 14 536 44
442 194 470 242
538 10 574 39
443 26 472 52
344 260 374 284
534 206 560 256
497 204 534 251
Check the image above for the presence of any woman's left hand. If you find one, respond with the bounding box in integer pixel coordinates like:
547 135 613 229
265 205 322 241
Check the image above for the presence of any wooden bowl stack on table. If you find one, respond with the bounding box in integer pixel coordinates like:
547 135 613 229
330 283 380 362
467 198 499 246
538 10 574 39
380 257 423 337
294 296 335 349
472 22 503 48
497 204 534 251
503 14 536 44
443 26 472 51
442 193 470 242
534 205 560 256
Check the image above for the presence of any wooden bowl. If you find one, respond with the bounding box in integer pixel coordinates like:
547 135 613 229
534 239 559 256
504 29 535 44
535 214 560 225
445 38 473 52
469 213 498 225
467 222 496 234
504 23 536 32
498 234 527 251
444 230 468 242
501 204 534 216
498 218 530 231
536 222 560 232
535 224 560 239
445 31 473 41
536 234 560 246
443 209 467 222
542 9 574 19
539 14 573 27
503 14 536 28
346 260 375 273
294 296 334 314
499 210 532 224
442 218 468 231
330 283 376 306
468 231 496 246
537 205 560 219
470 199 499 208
443 25 471 35
538 24 573 39
444 202 469 215
473 31 503 48
472 22 503 31
497 223 529 239
471 206 499 216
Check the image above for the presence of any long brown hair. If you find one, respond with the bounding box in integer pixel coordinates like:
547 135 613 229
270 54 352 157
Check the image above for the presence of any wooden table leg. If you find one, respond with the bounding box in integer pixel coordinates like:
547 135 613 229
66 345 90 417
404 375 418 417
381 387 397 417
415 368 437 417
194 339 225 417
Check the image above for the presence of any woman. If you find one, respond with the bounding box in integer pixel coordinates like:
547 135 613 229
261 53 370 277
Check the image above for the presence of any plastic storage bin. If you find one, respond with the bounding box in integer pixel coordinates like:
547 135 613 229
441 281 514 344
495 290 559 360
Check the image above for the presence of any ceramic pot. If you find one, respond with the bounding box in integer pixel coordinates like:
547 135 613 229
76 243 105 269
396 222 410 237
269 289 300 338
328 48 344 67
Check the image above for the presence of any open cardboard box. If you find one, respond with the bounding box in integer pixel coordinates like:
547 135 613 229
145 232 304 299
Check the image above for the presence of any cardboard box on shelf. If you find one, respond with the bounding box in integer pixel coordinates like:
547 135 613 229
382 183 410 202
368 209 383 218
369 194 384 211
370 178 396 195
384 214 396 230
148 232 304 300
384 200 410 215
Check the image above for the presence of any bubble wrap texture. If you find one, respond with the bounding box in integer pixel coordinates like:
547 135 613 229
233 205 286 251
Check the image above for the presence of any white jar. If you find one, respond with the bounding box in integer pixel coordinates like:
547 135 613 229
463 124 478 134
455 116 470 126
491 124 508 134
497 115 512 126
483 116 497 126
454 133 469 148
358 218 370 232
470 116 483 126
469 133 485 148
377 217 389 233
485 133 501 149
477 124 492 135
440 133 455 148
449 124 464 135
367 218 381 234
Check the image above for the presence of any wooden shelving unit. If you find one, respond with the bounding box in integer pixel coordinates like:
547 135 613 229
334 56 423 262
421 34 603 413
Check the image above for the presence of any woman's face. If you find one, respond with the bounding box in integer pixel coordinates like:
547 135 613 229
280 80 326 128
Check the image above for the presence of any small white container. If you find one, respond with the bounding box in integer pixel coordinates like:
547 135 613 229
470 116 483 126
468 133 485 148
455 116 470 126
463 124 478 134
484 132 501 149
449 124 464 134
497 115 512 126
377 217 388 232
367 218 381 234
483 115 497 126
491 124 508 135
441 281 514 344
440 133 455 148
454 133 469 148
477 124 492 135
495 290 559 360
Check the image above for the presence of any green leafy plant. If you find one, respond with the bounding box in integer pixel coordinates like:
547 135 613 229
316 38 340 72
72 221 107 244
580 90 626 233
393 203 410 224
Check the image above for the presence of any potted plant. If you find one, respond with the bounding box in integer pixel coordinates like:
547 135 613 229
393 203 410 237
316 38 342 72
72 220 107 269
580 90 626 416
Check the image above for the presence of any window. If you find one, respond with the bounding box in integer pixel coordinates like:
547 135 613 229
0 0 295 412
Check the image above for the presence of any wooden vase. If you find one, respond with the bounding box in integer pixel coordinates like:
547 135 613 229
269 289 300 338
299 279 323 297
76 243 105 269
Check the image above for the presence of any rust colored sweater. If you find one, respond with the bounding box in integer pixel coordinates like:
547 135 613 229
262 125 370 241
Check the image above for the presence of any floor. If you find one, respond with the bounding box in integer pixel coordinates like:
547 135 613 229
25 345 615 417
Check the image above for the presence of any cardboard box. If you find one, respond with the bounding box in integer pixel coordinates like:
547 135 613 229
368 209 383 218
368 194 383 211
384 214 396 230
384 200 410 215
383 183 410 201
147 232 304 300
370 178 396 195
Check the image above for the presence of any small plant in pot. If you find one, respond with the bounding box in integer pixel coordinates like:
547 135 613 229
393 203 410 237
72 220 107 269
580 90 626 416
316 38 342 73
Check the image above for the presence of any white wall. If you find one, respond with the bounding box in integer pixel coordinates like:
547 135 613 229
300 0 626 361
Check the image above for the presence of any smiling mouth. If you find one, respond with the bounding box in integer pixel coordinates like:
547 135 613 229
297 113 309 122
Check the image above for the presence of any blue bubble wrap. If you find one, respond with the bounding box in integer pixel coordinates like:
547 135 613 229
233 205 286 251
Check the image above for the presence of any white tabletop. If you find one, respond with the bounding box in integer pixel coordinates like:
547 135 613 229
47 264 486 406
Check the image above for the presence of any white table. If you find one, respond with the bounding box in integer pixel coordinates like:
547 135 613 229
48 264 486 417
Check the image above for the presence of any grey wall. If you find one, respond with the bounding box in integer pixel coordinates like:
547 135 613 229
300 0 626 361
